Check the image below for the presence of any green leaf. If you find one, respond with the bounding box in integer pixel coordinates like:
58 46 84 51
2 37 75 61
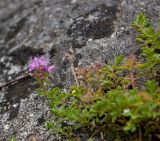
115 55 124 65
45 121 54 129
8 137 16 141
146 80 158 95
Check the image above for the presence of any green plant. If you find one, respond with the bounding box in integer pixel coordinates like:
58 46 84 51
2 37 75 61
132 13 160 69
8 137 16 141
33 13 160 140
47 66 160 140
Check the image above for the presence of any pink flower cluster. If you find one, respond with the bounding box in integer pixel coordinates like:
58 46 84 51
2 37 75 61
29 56 55 73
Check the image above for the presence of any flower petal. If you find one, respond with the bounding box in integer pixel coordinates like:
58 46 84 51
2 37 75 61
48 66 55 72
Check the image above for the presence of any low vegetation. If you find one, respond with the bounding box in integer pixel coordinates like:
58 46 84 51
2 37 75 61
30 13 160 140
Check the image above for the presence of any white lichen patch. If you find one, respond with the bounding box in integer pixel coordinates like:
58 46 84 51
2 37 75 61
7 64 21 75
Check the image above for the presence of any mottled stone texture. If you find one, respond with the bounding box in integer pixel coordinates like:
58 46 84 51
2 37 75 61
0 0 160 140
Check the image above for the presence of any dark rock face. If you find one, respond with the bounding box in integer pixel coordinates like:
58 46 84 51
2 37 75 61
9 47 43 65
2 76 34 120
68 3 118 48
0 0 160 140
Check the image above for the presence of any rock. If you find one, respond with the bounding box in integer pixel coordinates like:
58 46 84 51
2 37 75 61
0 0 160 140
68 3 118 48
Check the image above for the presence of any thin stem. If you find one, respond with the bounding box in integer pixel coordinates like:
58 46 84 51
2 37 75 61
139 126 142 141
71 62 79 86
0 73 31 90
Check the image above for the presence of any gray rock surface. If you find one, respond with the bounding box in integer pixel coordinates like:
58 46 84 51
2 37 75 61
0 0 160 140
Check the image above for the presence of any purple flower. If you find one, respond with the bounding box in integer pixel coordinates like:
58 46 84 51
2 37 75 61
29 56 55 73
48 66 55 72
38 56 50 66
29 57 40 72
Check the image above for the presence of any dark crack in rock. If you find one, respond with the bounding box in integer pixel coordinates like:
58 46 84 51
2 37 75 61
9 46 43 66
0 76 34 119
68 3 118 48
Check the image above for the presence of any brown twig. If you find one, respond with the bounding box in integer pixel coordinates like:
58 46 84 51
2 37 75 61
65 48 79 86
0 73 31 90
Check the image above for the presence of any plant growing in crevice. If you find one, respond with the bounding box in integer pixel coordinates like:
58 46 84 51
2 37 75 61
30 13 160 140
28 55 55 95
132 13 160 82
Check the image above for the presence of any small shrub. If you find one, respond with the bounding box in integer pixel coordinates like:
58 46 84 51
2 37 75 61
30 13 160 140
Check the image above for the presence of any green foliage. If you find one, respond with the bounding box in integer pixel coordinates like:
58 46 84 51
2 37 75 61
8 137 16 141
44 13 160 140
132 13 160 69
